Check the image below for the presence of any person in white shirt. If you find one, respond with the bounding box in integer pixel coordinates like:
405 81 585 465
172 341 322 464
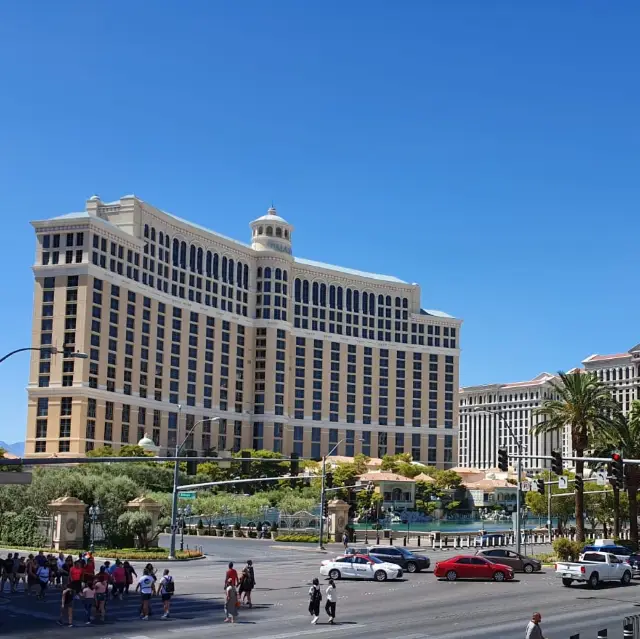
325 579 337 624
136 569 156 620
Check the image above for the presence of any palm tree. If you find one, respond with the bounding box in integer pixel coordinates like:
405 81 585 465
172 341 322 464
594 401 640 547
533 371 617 542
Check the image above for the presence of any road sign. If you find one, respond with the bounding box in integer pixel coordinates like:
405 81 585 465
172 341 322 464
178 491 196 500
558 476 568 489
521 481 531 492
596 471 607 486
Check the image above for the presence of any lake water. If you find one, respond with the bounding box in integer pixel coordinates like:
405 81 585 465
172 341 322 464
353 518 557 533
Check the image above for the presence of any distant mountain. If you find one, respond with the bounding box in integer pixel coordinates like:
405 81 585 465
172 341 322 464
0 441 24 456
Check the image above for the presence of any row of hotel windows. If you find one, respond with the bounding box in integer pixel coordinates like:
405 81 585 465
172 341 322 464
255 267 288 321
595 367 638 382
41 232 85 267
461 390 558 405
90 232 249 317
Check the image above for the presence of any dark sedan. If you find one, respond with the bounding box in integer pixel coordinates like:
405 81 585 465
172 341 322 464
364 545 430 573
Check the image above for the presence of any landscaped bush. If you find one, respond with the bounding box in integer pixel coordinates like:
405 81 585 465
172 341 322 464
552 538 583 561
275 533 319 543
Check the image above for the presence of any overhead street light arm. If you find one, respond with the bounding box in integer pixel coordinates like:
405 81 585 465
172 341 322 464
0 347 88 364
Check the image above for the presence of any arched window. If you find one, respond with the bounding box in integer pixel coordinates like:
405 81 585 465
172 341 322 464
243 264 249 289
302 280 309 304
264 267 271 279
329 285 336 308
386 295 392 307
284 229 289 239
228 259 234 285
172 239 179 266
283 270 288 281
206 251 212 277
180 241 187 269
213 253 219 279
257 267 263 279
312 282 319 305
144 224 149 238
320 283 327 306
353 290 360 313
370 294 376 316
221 257 228 282
378 294 384 306
237 261 243 288
337 287 343 309
151 227 156 242
266 227 273 236
346 288 352 311
403 298 408 308
275 268 282 280
275 227 282 237
189 245 196 272
395 296 401 307
258 226 263 235
165 234 170 248
159 231 164 245
197 247 203 274
362 292 369 315
295 278 301 302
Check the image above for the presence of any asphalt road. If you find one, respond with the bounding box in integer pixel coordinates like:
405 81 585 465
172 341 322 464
1 537 639 639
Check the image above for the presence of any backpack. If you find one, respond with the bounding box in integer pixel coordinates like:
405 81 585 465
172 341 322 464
311 586 321 603
164 576 175 594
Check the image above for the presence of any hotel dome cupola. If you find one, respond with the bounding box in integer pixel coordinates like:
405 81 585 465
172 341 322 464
250 206 293 255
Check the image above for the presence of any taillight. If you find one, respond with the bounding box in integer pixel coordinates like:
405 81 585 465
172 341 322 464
580 566 585 574
554 564 557 570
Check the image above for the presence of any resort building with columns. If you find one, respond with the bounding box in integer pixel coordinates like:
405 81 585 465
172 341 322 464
25 195 461 466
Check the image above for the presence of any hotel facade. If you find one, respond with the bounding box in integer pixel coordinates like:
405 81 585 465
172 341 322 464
25 195 461 466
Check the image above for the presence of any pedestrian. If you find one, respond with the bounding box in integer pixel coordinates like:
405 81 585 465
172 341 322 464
16 557 27 592
57 584 74 627
224 578 238 623
342 531 349 551
112 560 126 600
525 612 547 639
81 580 95 625
308 577 322 625
26 554 38 596
56 553 66 587
69 561 84 597
12 553 20 592
136 568 156 620
1 553 14 593
325 578 337 624
93 574 107 622
158 569 174 618
243 560 255 607
36 561 50 599
225 561 239 588
123 561 136 595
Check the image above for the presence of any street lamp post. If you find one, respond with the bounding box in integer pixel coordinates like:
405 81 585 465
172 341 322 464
473 407 524 555
0 347 88 365
318 439 344 550
178 505 192 552
168 409 220 560
89 504 100 553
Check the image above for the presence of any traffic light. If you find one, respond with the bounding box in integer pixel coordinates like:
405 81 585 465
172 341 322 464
322 500 328 518
325 472 333 489
185 450 198 475
498 447 509 472
290 452 300 476
574 475 583 492
537 478 545 495
241 450 252 475
551 450 563 476
612 453 624 487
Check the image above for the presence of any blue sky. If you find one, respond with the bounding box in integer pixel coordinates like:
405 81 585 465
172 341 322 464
1 2 639 443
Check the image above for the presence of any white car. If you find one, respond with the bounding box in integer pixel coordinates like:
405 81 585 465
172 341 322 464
320 554 403 582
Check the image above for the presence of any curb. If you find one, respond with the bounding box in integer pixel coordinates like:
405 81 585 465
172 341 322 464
270 545 329 554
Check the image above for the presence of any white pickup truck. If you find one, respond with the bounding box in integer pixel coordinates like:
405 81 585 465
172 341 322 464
556 551 633 588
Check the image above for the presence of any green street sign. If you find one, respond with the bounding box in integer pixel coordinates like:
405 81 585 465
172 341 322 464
178 491 196 500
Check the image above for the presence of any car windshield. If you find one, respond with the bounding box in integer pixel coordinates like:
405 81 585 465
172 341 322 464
364 555 383 564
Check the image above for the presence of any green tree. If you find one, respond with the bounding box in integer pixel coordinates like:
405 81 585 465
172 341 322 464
593 400 640 547
86 446 115 457
533 371 617 542
380 453 412 472
525 471 575 533
117 511 157 549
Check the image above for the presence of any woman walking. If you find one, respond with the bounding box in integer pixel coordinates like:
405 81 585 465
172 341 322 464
123 561 136 595
308 577 322 625
224 578 238 624
158 569 174 619
325 579 337 624
82 580 95 625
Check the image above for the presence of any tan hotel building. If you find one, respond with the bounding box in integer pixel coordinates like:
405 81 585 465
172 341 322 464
25 195 461 466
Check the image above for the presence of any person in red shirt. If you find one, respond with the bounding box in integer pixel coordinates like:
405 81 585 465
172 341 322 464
69 561 84 595
83 555 95 583
112 560 126 600
225 562 238 589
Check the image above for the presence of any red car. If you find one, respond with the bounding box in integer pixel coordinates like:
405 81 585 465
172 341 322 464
434 555 515 582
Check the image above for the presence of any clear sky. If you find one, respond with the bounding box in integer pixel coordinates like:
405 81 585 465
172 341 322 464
1 1 639 443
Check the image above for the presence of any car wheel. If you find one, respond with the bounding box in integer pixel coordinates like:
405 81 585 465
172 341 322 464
622 571 632 586
445 570 457 581
562 578 573 587
523 564 534 574
328 569 341 580
493 571 505 582
374 570 387 582
406 562 417 573
589 572 599 588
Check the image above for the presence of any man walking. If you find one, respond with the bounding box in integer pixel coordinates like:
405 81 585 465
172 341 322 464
525 612 547 639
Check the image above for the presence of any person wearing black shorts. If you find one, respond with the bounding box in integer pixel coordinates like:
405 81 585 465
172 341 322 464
57 586 74 627
159 569 174 618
